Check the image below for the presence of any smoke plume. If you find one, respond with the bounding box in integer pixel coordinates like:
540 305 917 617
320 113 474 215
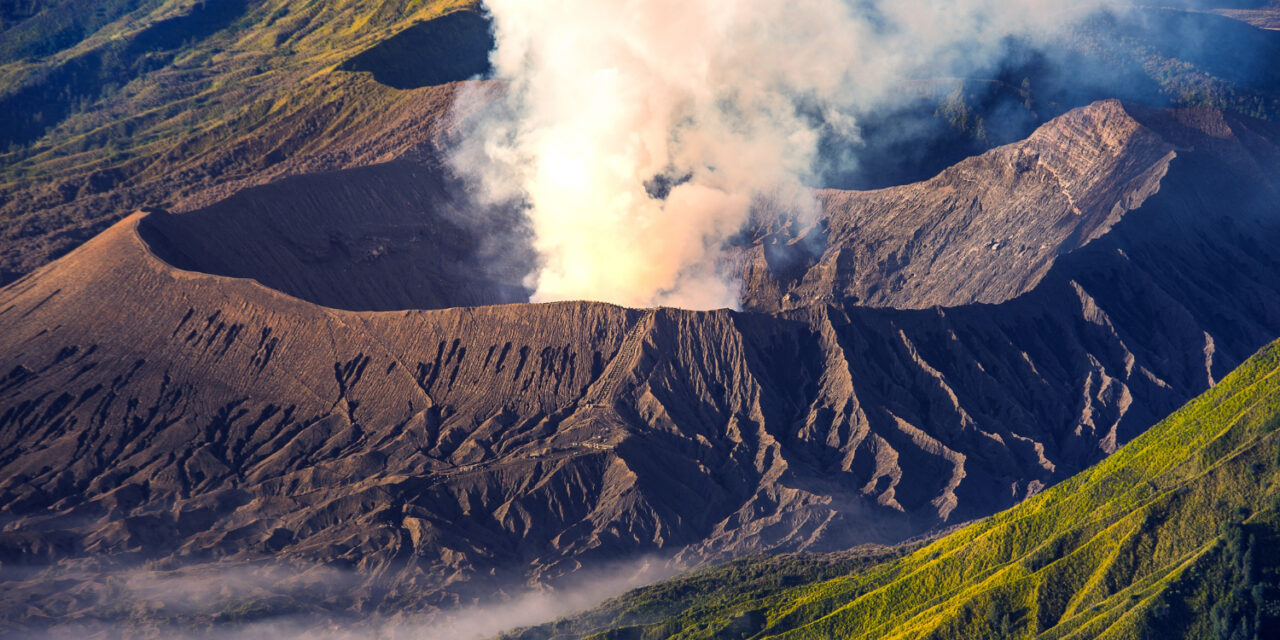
451 0 1135 309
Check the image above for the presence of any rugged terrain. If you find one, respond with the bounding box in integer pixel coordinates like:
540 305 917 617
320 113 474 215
4 0 1280 635
508 323 1280 640
744 101 1184 311
2 100 1280 634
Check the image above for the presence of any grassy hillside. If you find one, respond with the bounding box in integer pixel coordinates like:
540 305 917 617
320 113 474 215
0 0 477 149
507 337 1280 640
0 0 483 282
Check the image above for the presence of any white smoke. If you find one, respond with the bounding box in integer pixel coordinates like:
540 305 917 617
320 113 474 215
452 0 1130 309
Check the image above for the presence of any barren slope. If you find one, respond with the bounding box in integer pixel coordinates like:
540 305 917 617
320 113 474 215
138 158 533 311
2 102 1280 631
742 102 1180 311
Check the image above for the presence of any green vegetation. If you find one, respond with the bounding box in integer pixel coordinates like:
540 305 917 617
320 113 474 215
504 549 922 640
0 0 472 150
1069 8 1280 121
0 0 492 283
508 338 1280 640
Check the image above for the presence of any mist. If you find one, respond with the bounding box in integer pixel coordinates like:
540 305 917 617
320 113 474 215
450 0 1136 310
4 556 675 640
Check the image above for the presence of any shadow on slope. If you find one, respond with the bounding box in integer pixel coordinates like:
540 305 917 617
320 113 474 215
337 9 494 90
137 159 533 311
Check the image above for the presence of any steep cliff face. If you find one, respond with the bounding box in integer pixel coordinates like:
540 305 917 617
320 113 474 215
741 100 1183 311
2 101 1280 626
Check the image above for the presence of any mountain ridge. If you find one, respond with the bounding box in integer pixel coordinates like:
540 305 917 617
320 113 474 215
747 99 1186 311
506 325 1280 640
3 100 1280 632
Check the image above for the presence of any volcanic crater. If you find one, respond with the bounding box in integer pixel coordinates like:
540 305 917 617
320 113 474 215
5 100 1280 624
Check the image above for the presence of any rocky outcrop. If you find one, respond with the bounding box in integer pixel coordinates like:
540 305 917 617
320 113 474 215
741 100 1181 311
2 101 1280 626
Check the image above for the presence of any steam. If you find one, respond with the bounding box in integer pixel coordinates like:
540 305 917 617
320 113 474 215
451 0 1133 309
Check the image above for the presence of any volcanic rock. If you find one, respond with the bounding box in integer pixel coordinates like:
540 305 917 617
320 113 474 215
2 101 1280 623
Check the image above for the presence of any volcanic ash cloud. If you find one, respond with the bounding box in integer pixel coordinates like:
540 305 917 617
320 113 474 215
453 0 1126 310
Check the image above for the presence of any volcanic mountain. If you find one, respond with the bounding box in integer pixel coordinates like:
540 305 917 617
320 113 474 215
4 0 1279 288
2 99 1280 633
510 309 1280 640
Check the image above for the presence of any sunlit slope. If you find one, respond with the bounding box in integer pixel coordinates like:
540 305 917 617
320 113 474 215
509 338 1280 640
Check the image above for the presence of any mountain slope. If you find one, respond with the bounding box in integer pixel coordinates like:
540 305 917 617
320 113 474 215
2 101 1280 632
0 0 484 283
507 334 1280 640
743 101 1182 311
748 101 1280 312
137 158 534 311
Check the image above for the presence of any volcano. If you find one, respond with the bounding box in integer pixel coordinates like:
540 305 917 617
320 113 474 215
5 0 1280 636
4 99 1280 632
